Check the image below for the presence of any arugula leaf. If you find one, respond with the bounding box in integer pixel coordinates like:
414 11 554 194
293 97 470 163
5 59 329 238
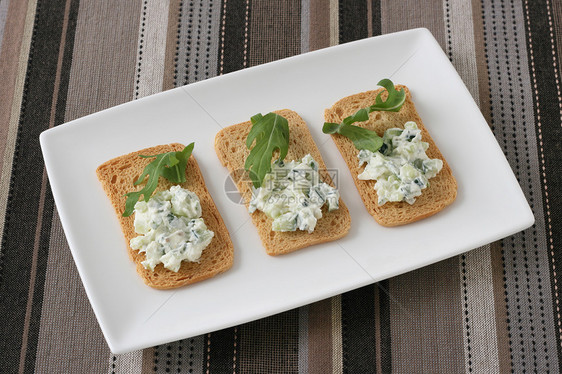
322 79 405 152
244 112 290 188
122 143 194 217
369 79 406 112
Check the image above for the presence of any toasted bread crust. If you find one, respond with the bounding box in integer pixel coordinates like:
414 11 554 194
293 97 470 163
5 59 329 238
324 85 457 226
214 109 351 256
96 144 234 289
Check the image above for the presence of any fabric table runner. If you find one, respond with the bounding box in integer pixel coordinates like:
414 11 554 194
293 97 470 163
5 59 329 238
1 0 560 372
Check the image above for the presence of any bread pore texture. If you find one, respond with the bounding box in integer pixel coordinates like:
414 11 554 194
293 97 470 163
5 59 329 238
214 109 351 256
96 143 234 289
324 85 457 226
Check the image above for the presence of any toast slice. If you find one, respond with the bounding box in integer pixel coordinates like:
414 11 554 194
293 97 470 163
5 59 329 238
324 85 457 226
214 109 351 256
96 143 234 289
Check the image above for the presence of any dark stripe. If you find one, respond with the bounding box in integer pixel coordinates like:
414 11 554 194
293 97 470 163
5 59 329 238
341 284 377 373
204 327 237 373
248 0 301 66
338 0 368 44
523 1 562 370
219 0 250 74
377 280 391 373
0 0 75 372
23 1 79 372
22 187 54 374
54 0 79 132
238 309 299 373
370 0 381 37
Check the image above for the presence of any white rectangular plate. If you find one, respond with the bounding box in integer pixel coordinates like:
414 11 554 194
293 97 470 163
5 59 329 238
40 28 534 354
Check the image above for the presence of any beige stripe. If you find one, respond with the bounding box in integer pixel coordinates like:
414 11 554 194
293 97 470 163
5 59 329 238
34 211 110 373
63 0 141 121
471 9 506 371
471 0 492 118
445 0 480 101
331 295 343 374
329 0 338 46
381 0 446 47
111 350 143 373
308 299 333 374
444 0 500 371
461 246 500 373
490 241 512 374
135 0 170 99
0 0 35 258
162 0 181 90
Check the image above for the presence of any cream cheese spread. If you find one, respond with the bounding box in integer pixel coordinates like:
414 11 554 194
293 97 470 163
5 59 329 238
358 121 443 205
130 185 214 272
248 154 339 233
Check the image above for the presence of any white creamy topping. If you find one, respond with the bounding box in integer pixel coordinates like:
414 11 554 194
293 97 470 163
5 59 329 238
248 154 339 233
130 185 214 272
357 121 443 205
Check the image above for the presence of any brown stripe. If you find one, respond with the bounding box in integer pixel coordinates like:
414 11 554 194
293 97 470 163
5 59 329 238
309 0 330 51
471 0 492 120
490 240 513 374
141 347 155 374
380 0 446 48
389 258 464 372
163 0 181 91
308 298 333 374
63 0 141 120
248 0 300 67
17 0 72 370
0 0 29 162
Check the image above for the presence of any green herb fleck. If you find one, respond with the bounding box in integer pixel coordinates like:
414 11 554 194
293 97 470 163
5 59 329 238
244 112 290 188
123 142 194 217
322 79 406 152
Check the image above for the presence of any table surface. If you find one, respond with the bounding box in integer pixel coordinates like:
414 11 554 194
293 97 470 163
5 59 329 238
1 0 561 373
